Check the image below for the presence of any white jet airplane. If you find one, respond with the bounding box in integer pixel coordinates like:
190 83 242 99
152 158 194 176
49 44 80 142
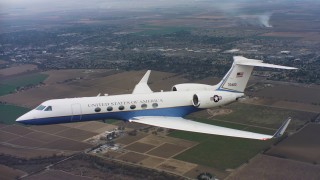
16 56 296 140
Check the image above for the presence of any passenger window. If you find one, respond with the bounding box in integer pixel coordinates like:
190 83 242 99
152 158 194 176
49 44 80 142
141 104 147 109
107 106 113 111
95 107 101 112
35 105 46 111
118 105 124 110
44 106 52 111
130 105 136 109
152 103 158 108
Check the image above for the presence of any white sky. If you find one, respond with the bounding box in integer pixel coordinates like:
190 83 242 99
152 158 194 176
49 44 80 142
1 0 203 13
1 0 311 16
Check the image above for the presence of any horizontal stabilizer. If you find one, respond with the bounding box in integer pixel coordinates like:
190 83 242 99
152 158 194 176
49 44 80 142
234 56 298 70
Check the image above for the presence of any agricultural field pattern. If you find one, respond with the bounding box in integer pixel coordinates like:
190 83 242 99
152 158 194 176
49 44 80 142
1 0 320 179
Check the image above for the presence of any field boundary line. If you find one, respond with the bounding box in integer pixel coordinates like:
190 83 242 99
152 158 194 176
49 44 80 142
143 142 166 154
209 118 277 131
28 126 93 145
0 142 75 153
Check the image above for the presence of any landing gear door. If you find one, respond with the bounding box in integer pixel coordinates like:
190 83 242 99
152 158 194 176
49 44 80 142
71 104 82 121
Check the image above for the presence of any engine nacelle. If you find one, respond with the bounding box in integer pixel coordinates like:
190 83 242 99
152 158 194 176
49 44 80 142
192 91 243 109
172 83 213 92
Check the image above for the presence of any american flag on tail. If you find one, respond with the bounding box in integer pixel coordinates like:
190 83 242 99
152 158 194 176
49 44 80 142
236 72 244 78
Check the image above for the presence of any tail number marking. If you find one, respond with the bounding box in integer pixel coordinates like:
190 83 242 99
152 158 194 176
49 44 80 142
228 83 237 86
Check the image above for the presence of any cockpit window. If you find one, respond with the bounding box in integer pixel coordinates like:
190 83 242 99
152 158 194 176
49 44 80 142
44 106 52 111
35 105 46 111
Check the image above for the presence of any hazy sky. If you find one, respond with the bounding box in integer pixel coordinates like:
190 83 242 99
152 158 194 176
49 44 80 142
1 0 314 16
1 0 273 14
1 0 203 14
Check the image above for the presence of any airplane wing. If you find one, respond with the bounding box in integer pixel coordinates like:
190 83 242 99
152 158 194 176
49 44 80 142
132 70 153 94
129 116 291 140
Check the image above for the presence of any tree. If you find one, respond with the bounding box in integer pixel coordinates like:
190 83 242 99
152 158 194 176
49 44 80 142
197 172 215 180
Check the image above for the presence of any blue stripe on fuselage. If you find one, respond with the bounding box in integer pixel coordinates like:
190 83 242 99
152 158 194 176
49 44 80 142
18 106 200 125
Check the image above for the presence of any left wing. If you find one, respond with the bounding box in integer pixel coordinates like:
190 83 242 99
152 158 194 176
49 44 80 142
132 70 153 94
129 116 291 140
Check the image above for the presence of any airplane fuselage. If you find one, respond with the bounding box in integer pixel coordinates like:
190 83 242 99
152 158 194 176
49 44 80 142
16 90 242 125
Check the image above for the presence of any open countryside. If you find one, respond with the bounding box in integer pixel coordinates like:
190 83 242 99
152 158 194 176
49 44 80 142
1 0 320 179
0 67 319 179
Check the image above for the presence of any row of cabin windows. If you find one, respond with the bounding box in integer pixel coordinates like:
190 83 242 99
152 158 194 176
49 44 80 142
94 103 158 113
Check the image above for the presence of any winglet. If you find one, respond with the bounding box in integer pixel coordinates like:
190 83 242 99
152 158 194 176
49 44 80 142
272 117 291 138
132 70 153 94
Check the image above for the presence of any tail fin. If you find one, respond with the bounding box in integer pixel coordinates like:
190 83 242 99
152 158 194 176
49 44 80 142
216 56 297 93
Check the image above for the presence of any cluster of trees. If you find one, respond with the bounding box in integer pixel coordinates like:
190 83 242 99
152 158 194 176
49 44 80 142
0 153 66 174
55 154 182 179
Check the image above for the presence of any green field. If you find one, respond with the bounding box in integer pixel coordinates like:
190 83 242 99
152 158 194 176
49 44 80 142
169 118 275 170
104 119 119 124
169 103 313 170
0 104 30 124
0 73 48 96
190 103 315 130
0 84 17 97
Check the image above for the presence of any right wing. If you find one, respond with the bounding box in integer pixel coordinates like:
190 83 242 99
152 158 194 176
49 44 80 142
130 116 291 140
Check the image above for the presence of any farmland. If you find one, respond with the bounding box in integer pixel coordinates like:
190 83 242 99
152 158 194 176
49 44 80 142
1 0 320 178
0 64 37 76
226 154 320 180
248 84 320 105
0 123 94 157
110 132 218 178
208 102 315 130
0 69 319 179
147 143 187 158
0 104 30 124
168 100 316 171
1 73 48 88
266 124 320 164
0 70 185 108
0 164 26 180
168 119 275 170
0 73 48 96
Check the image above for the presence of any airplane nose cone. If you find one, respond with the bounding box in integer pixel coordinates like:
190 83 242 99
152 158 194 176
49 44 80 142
16 112 32 123
16 114 26 122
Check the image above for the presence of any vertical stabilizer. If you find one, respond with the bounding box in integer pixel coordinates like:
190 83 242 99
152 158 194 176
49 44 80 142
216 56 297 93
132 70 153 94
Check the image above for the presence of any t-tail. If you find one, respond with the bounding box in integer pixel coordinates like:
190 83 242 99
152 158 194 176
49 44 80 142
215 56 297 93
